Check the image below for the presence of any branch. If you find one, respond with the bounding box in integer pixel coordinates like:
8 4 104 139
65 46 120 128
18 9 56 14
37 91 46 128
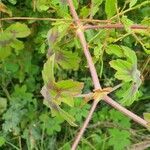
0 17 110 23
84 24 149 30
66 1 148 150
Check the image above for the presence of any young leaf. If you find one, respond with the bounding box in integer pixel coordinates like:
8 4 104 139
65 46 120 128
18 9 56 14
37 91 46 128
105 0 117 18
6 22 31 38
42 54 55 84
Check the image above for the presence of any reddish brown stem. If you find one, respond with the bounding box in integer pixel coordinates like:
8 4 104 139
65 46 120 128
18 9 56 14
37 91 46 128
84 24 149 30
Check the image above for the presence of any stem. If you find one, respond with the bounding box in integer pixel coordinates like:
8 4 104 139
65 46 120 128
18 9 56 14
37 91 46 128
111 1 150 20
72 100 99 150
84 24 149 30
103 96 148 128
0 17 110 23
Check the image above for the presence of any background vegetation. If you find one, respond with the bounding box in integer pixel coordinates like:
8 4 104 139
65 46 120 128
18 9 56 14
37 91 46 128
0 0 150 149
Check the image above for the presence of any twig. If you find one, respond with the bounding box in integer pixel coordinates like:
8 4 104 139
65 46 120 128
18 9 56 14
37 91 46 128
111 1 150 20
84 24 149 30
103 96 147 128
0 17 110 23
66 0 148 150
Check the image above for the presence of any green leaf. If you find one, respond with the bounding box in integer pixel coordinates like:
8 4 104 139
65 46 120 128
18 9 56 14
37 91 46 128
105 0 117 18
0 136 5 147
54 79 84 106
10 39 24 53
144 113 150 122
129 0 137 8
109 109 131 128
108 128 131 150
39 113 62 135
80 6 90 18
0 46 12 60
56 50 81 70
0 32 14 47
91 0 103 17
8 0 17 5
73 0 79 10
42 54 55 84
116 82 141 106
6 22 31 38
110 59 133 82
0 98 7 114
59 108 77 126
121 46 137 65
121 16 133 33
38 5 49 11
94 43 103 59
41 78 84 126
106 44 124 57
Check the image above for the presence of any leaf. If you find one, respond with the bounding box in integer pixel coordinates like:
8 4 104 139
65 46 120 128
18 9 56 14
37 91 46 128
109 109 131 128
108 128 131 150
73 0 79 10
129 0 137 8
106 44 124 57
0 46 12 60
116 82 141 106
59 108 77 126
94 43 103 59
80 6 90 18
10 39 24 54
110 59 133 82
0 32 14 47
55 80 84 96
41 79 84 126
143 113 150 122
56 50 81 70
6 22 31 38
0 136 5 147
91 0 103 17
54 80 84 106
8 0 17 5
0 98 7 114
105 0 117 18
39 113 63 135
121 46 137 65
42 54 55 84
